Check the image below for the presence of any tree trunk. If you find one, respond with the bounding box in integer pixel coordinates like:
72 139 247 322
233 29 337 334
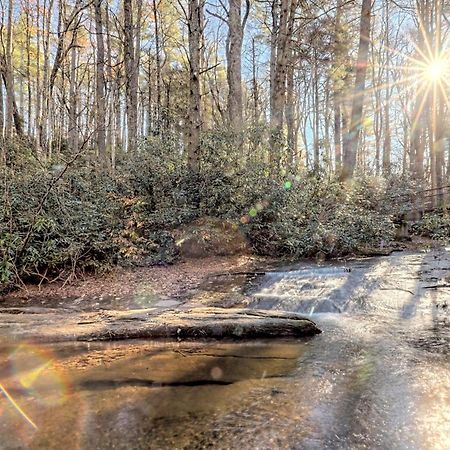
123 0 138 154
226 0 249 143
25 0 32 136
94 0 107 166
270 0 297 167
382 1 391 176
68 44 78 153
187 0 204 173
313 56 320 171
153 0 162 133
5 0 14 140
285 48 296 169
105 2 114 159
332 0 344 174
341 0 372 180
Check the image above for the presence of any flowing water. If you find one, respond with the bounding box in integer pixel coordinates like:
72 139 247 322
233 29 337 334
0 250 449 449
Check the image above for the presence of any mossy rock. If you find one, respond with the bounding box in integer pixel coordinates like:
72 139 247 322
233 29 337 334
174 217 249 258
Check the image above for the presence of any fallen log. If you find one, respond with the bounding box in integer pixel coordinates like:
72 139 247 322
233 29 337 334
86 308 321 341
0 307 321 343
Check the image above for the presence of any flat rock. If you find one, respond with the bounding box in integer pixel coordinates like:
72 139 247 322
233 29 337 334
173 217 249 258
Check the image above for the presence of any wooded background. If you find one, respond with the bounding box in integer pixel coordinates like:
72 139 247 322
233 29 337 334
1 0 449 288
0 0 448 183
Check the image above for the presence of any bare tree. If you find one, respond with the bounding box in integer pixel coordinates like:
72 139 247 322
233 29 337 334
226 0 250 140
186 0 204 173
123 0 139 153
94 0 107 165
341 0 372 180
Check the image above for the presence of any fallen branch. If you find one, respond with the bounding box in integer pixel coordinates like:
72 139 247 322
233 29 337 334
213 271 266 277
423 284 450 289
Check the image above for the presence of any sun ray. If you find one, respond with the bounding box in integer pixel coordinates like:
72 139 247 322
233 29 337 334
437 81 450 113
415 6 436 62
0 383 38 430
409 84 433 136
369 88 419 122
340 74 423 105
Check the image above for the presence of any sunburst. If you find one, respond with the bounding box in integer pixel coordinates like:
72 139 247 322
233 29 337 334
423 57 449 82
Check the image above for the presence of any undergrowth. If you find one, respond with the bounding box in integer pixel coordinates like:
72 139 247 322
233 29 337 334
0 135 420 291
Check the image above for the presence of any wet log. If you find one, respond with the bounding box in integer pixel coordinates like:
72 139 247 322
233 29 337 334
0 307 320 343
87 308 321 341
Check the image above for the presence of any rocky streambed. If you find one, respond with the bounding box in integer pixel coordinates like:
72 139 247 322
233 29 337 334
0 248 449 449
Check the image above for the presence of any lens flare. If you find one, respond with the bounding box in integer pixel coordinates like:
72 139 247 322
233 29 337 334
9 344 70 406
0 382 38 430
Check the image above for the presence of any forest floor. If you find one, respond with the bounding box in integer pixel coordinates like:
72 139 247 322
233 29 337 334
0 254 273 311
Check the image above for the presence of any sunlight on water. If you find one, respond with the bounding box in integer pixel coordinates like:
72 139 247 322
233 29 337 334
0 251 448 449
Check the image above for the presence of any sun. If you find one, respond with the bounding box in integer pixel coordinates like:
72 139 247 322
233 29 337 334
423 57 449 82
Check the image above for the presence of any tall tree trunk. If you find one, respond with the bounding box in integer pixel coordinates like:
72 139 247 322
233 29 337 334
270 0 297 168
105 2 114 159
187 0 204 173
226 0 249 142
68 0 82 153
0 69 4 140
370 33 382 176
432 0 444 202
5 0 14 139
285 48 296 169
152 0 162 133
68 43 78 152
269 0 279 121
123 0 138 153
41 0 55 157
94 0 107 166
146 51 153 135
382 1 391 176
313 56 320 171
332 0 344 174
35 0 42 154
341 0 372 180
25 0 32 136
410 0 429 182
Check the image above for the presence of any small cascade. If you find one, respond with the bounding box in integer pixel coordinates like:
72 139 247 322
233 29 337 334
247 264 370 314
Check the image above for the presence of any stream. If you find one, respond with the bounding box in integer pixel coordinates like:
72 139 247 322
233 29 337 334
0 249 449 449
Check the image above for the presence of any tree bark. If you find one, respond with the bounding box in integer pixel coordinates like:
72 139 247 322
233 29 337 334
5 0 14 139
286 48 296 169
94 0 107 166
153 0 162 133
341 0 372 180
270 0 297 168
382 1 391 176
332 0 345 174
226 0 249 142
123 0 138 154
187 0 204 173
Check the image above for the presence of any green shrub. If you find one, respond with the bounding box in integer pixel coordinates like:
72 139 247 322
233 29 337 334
0 167 121 288
243 175 396 257
0 134 410 290
412 213 450 241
